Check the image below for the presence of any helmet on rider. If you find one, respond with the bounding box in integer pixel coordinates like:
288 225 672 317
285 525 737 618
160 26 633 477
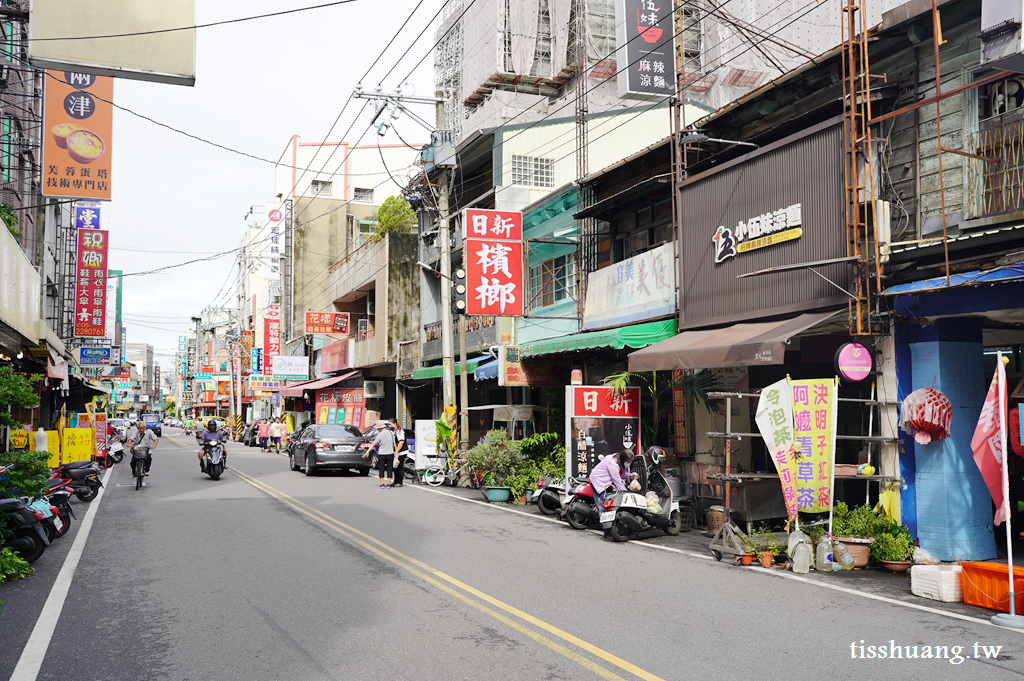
207 419 218 432
646 446 666 465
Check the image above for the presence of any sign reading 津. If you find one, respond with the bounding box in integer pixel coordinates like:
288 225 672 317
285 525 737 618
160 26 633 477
464 208 523 316
565 386 641 481
43 71 113 200
74 228 108 337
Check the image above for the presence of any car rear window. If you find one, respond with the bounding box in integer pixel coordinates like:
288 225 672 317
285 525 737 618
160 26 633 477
142 415 159 423
317 425 363 438
109 419 125 428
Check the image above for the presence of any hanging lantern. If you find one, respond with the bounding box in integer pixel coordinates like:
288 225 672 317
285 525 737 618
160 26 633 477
899 388 952 445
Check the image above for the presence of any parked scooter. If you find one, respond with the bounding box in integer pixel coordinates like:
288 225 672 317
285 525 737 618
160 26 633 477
201 439 226 480
532 475 564 516
560 477 599 529
107 436 125 464
0 465 50 563
602 447 683 542
49 461 103 502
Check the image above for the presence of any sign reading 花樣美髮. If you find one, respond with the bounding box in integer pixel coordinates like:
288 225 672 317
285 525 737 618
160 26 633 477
464 208 524 317
712 204 803 264
305 312 350 335
583 243 674 329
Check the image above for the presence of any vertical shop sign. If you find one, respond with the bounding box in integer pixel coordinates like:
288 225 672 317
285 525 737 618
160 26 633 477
790 379 838 514
264 303 280 376
240 330 252 375
74 203 100 229
73 228 108 337
615 0 674 99
464 208 524 316
42 71 113 200
754 378 799 521
672 370 688 458
565 386 641 480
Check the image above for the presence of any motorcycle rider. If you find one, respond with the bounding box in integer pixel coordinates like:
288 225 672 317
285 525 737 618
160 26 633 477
197 419 227 472
589 449 638 539
126 421 159 475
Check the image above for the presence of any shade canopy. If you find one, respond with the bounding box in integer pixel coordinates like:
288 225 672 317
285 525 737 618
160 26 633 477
474 359 499 381
521 319 675 358
279 371 358 397
412 355 490 380
627 311 838 371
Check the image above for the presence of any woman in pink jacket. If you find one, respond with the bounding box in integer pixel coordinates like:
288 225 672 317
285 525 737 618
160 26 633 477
589 449 638 539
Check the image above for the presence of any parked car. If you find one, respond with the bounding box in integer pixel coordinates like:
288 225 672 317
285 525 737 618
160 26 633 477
141 413 162 437
289 424 370 476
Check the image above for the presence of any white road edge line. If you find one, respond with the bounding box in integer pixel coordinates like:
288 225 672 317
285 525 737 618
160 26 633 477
9 465 115 681
409 481 1014 632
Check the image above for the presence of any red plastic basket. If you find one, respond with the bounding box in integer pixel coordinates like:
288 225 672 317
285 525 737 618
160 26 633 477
959 562 1024 613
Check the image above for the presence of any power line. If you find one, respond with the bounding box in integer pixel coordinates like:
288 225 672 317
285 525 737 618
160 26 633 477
26 0 360 41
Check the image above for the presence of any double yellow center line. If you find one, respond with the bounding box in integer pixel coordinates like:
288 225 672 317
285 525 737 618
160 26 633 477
230 467 665 681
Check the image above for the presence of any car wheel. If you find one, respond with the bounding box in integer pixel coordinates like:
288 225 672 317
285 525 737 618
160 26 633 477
289 453 300 472
304 454 316 476
359 467 370 476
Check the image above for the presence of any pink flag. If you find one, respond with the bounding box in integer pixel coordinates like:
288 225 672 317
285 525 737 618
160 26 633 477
971 358 1008 525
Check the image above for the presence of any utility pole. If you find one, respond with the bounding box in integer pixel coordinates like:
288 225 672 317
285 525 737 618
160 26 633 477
436 92 456 418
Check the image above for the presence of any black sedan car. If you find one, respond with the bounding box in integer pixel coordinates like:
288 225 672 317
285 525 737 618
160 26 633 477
288 424 371 476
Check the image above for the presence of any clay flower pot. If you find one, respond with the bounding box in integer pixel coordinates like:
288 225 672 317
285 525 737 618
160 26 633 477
880 560 912 573
758 551 774 568
740 552 755 566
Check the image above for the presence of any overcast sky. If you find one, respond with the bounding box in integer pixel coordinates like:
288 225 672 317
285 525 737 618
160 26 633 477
101 0 438 370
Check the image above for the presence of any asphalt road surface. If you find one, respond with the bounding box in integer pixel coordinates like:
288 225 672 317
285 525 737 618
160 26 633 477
2 429 1024 680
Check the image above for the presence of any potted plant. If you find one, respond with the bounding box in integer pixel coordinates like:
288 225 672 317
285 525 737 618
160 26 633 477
465 430 523 503
739 536 757 566
749 527 783 567
831 502 878 569
871 519 915 572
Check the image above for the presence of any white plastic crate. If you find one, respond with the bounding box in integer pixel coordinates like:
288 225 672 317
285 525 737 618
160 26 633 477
911 564 963 603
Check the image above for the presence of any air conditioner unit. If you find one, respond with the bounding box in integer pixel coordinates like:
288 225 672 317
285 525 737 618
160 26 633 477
363 381 384 398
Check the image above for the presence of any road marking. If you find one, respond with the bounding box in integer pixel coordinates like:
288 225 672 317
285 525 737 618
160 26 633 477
231 468 663 681
406 480 1014 631
9 465 114 681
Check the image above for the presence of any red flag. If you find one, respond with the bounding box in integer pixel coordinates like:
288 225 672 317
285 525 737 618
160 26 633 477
971 358 1008 525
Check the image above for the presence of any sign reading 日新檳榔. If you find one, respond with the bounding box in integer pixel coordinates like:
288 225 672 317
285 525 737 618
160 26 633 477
463 208 524 317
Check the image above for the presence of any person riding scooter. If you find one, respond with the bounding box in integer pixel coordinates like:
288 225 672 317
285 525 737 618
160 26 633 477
197 419 227 473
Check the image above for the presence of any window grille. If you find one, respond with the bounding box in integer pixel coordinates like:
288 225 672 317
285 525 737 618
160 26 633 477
511 155 555 189
354 187 374 202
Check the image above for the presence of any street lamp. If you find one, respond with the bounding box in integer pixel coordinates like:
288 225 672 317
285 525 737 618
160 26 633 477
681 132 758 148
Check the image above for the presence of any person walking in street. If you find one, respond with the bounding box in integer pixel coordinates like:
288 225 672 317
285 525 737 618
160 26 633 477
589 449 638 540
271 418 286 452
258 419 270 452
390 418 408 487
364 420 396 488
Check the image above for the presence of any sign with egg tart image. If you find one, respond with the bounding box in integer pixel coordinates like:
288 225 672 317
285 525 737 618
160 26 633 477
42 71 112 200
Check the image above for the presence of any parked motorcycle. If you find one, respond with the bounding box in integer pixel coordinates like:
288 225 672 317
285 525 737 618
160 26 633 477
560 477 599 530
42 481 76 538
532 475 564 516
201 440 226 480
0 465 50 562
107 436 125 464
602 447 684 542
49 461 103 502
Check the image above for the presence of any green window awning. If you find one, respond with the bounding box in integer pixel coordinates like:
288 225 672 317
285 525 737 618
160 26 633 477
520 319 676 358
412 355 490 380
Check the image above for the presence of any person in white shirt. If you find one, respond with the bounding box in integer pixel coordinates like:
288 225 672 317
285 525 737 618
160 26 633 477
390 418 409 487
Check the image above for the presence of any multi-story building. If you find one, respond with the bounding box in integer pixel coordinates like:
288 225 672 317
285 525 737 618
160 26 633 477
125 343 154 406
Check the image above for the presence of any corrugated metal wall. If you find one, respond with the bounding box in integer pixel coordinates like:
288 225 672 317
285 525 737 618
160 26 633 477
679 121 850 328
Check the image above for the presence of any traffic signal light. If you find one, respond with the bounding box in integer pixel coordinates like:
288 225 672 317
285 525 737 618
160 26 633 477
452 267 467 314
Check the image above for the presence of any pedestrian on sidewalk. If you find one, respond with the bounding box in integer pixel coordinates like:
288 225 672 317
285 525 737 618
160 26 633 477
365 420 396 488
258 419 270 451
390 418 408 486
271 418 285 452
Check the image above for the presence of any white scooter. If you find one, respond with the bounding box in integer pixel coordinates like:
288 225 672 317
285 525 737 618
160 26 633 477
107 436 125 464
601 447 683 542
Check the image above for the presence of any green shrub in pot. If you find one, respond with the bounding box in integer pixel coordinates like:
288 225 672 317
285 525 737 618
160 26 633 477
465 430 523 487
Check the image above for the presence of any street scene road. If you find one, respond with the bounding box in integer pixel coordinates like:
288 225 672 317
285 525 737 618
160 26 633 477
2 430 1023 681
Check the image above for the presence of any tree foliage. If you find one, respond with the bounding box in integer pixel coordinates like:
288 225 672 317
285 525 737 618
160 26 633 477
0 202 19 240
372 195 416 241
0 368 41 430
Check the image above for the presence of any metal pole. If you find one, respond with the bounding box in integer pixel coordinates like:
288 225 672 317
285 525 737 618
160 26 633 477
437 92 456 412
459 315 468 452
